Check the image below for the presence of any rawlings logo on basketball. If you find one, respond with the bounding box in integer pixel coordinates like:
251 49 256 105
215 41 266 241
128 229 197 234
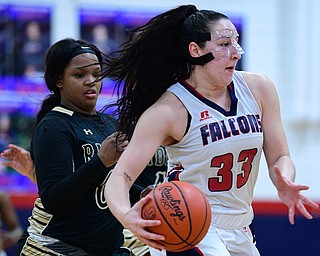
141 181 211 252
159 186 186 221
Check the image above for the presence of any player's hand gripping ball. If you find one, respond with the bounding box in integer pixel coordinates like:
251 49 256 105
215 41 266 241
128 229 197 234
141 181 211 252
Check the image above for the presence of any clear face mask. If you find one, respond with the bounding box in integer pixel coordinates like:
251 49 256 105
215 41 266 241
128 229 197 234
208 29 244 60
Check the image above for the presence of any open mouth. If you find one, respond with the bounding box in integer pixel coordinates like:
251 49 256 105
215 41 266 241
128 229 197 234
226 66 234 70
84 90 97 98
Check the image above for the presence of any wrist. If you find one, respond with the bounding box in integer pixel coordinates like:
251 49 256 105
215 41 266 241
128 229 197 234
26 169 36 183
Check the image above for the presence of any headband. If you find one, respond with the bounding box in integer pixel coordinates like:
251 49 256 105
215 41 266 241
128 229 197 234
69 45 97 59
183 32 211 43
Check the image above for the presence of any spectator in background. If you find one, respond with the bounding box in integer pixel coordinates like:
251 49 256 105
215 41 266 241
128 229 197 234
0 191 23 256
0 114 11 161
90 24 117 55
17 21 49 78
0 28 7 76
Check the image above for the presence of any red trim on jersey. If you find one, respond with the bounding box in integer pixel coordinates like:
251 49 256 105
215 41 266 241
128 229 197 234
180 80 233 98
180 80 205 98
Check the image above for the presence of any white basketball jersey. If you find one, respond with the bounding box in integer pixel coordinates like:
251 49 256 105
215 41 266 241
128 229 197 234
166 71 263 228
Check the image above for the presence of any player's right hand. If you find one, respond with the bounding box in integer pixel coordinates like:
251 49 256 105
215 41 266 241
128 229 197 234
124 196 165 252
98 132 129 167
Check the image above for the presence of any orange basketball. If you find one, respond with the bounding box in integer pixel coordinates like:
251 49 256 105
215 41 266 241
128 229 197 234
141 181 211 252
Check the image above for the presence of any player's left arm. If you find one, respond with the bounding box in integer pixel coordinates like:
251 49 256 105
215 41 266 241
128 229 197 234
244 72 319 224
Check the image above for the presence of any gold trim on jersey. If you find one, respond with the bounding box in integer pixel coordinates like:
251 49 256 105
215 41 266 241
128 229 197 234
52 106 74 116
28 198 53 234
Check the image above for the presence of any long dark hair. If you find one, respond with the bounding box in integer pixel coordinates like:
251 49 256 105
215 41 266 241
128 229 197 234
103 5 229 138
35 38 103 127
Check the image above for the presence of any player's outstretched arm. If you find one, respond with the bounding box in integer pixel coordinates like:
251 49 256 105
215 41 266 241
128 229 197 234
248 73 319 224
273 165 319 224
0 144 36 183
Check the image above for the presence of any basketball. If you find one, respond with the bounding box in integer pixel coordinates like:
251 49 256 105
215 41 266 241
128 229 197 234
141 181 211 252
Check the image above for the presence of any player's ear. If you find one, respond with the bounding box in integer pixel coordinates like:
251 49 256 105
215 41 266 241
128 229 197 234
56 79 63 88
189 42 201 58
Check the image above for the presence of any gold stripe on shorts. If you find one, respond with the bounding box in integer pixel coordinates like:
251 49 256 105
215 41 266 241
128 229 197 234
123 229 149 256
20 236 62 256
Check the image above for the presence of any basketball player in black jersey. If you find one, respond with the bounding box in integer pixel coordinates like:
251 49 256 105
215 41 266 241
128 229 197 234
1 37 169 255
1 38 131 255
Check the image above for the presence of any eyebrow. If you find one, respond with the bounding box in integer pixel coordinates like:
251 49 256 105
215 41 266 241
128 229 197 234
72 63 101 70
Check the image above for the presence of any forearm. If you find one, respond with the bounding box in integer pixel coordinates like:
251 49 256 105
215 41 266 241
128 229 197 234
105 174 132 227
269 155 296 188
38 155 109 214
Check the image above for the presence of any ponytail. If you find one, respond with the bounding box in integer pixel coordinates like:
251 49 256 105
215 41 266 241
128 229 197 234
34 93 60 127
103 5 198 137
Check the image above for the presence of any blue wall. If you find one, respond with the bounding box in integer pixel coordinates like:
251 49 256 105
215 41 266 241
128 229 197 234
254 215 320 256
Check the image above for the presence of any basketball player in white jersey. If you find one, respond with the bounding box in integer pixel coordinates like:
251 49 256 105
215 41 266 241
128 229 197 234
102 5 318 256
